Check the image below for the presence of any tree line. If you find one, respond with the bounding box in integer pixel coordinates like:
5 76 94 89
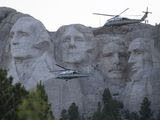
0 69 160 120
0 69 54 120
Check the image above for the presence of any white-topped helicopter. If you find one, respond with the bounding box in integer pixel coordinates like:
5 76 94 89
53 64 89 81
93 7 151 27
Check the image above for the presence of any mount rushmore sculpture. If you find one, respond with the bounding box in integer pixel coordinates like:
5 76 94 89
1 7 160 119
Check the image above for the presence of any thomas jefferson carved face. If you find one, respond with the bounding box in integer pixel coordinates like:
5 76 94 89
10 17 47 60
59 25 92 64
99 37 127 79
128 38 153 75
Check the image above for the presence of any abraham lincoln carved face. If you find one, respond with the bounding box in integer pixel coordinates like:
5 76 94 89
128 38 153 77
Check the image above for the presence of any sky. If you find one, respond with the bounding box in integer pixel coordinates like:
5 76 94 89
0 0 159 31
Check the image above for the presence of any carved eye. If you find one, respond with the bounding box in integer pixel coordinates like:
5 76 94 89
75 36 83 41
134 50 143 55
18 31 29 37
102 53 113 57
63 36 70 42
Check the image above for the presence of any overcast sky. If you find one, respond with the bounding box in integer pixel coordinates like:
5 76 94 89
0 0 159 31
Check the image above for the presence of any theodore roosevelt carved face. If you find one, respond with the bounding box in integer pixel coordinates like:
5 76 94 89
99 35 128 79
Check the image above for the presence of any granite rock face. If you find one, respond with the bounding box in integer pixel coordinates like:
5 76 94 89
124 37 160 114
1 7 160 119
8 16 55 90
0 7 29 69
45 24 105 119
94 34 128 101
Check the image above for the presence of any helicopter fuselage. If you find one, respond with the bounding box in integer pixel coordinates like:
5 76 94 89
55 73 88 80
93 7 151 27
54 64 89 80
104 18 141 26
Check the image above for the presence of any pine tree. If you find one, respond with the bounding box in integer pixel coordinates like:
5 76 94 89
123 110 139 120
68 102 80 120
17 82 54 120
101 88 123 120
92 102 102 120
156 109 160 120
102 88 112 104
123 110 130 120
101 88 111 119
59 109 68 120
129 112 140 120
0 69 28 120
139 97 153 120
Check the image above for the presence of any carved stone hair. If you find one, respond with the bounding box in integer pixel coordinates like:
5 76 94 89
54 24 94 43
94 34 127 56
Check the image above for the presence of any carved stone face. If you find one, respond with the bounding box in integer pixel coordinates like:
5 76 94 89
10 17 42 59
100 41 127 79
60 27 90 64
128 38 152 75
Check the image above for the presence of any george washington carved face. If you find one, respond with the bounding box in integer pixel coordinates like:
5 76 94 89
10 17 49 60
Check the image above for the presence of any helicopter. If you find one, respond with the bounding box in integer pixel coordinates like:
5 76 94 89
53 64 89 81
93 7 152 27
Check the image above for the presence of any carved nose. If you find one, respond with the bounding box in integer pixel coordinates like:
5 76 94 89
113 54 120 64
69 38 76 48
128 55 134 63
70 38 75 45
11 34 19 45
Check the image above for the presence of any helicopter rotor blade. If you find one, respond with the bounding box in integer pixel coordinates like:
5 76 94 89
93 8 129 18
126 15 142 16
50 70 66 72
142 7 152 14
109 8 129 19
142 11 152 14
55 64 70 70
93 13 115 16
118 8 129 16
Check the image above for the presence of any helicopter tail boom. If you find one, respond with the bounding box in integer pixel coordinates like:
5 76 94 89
141 7 152 21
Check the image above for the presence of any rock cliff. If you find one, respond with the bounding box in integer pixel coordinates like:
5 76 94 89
1 7 160 119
